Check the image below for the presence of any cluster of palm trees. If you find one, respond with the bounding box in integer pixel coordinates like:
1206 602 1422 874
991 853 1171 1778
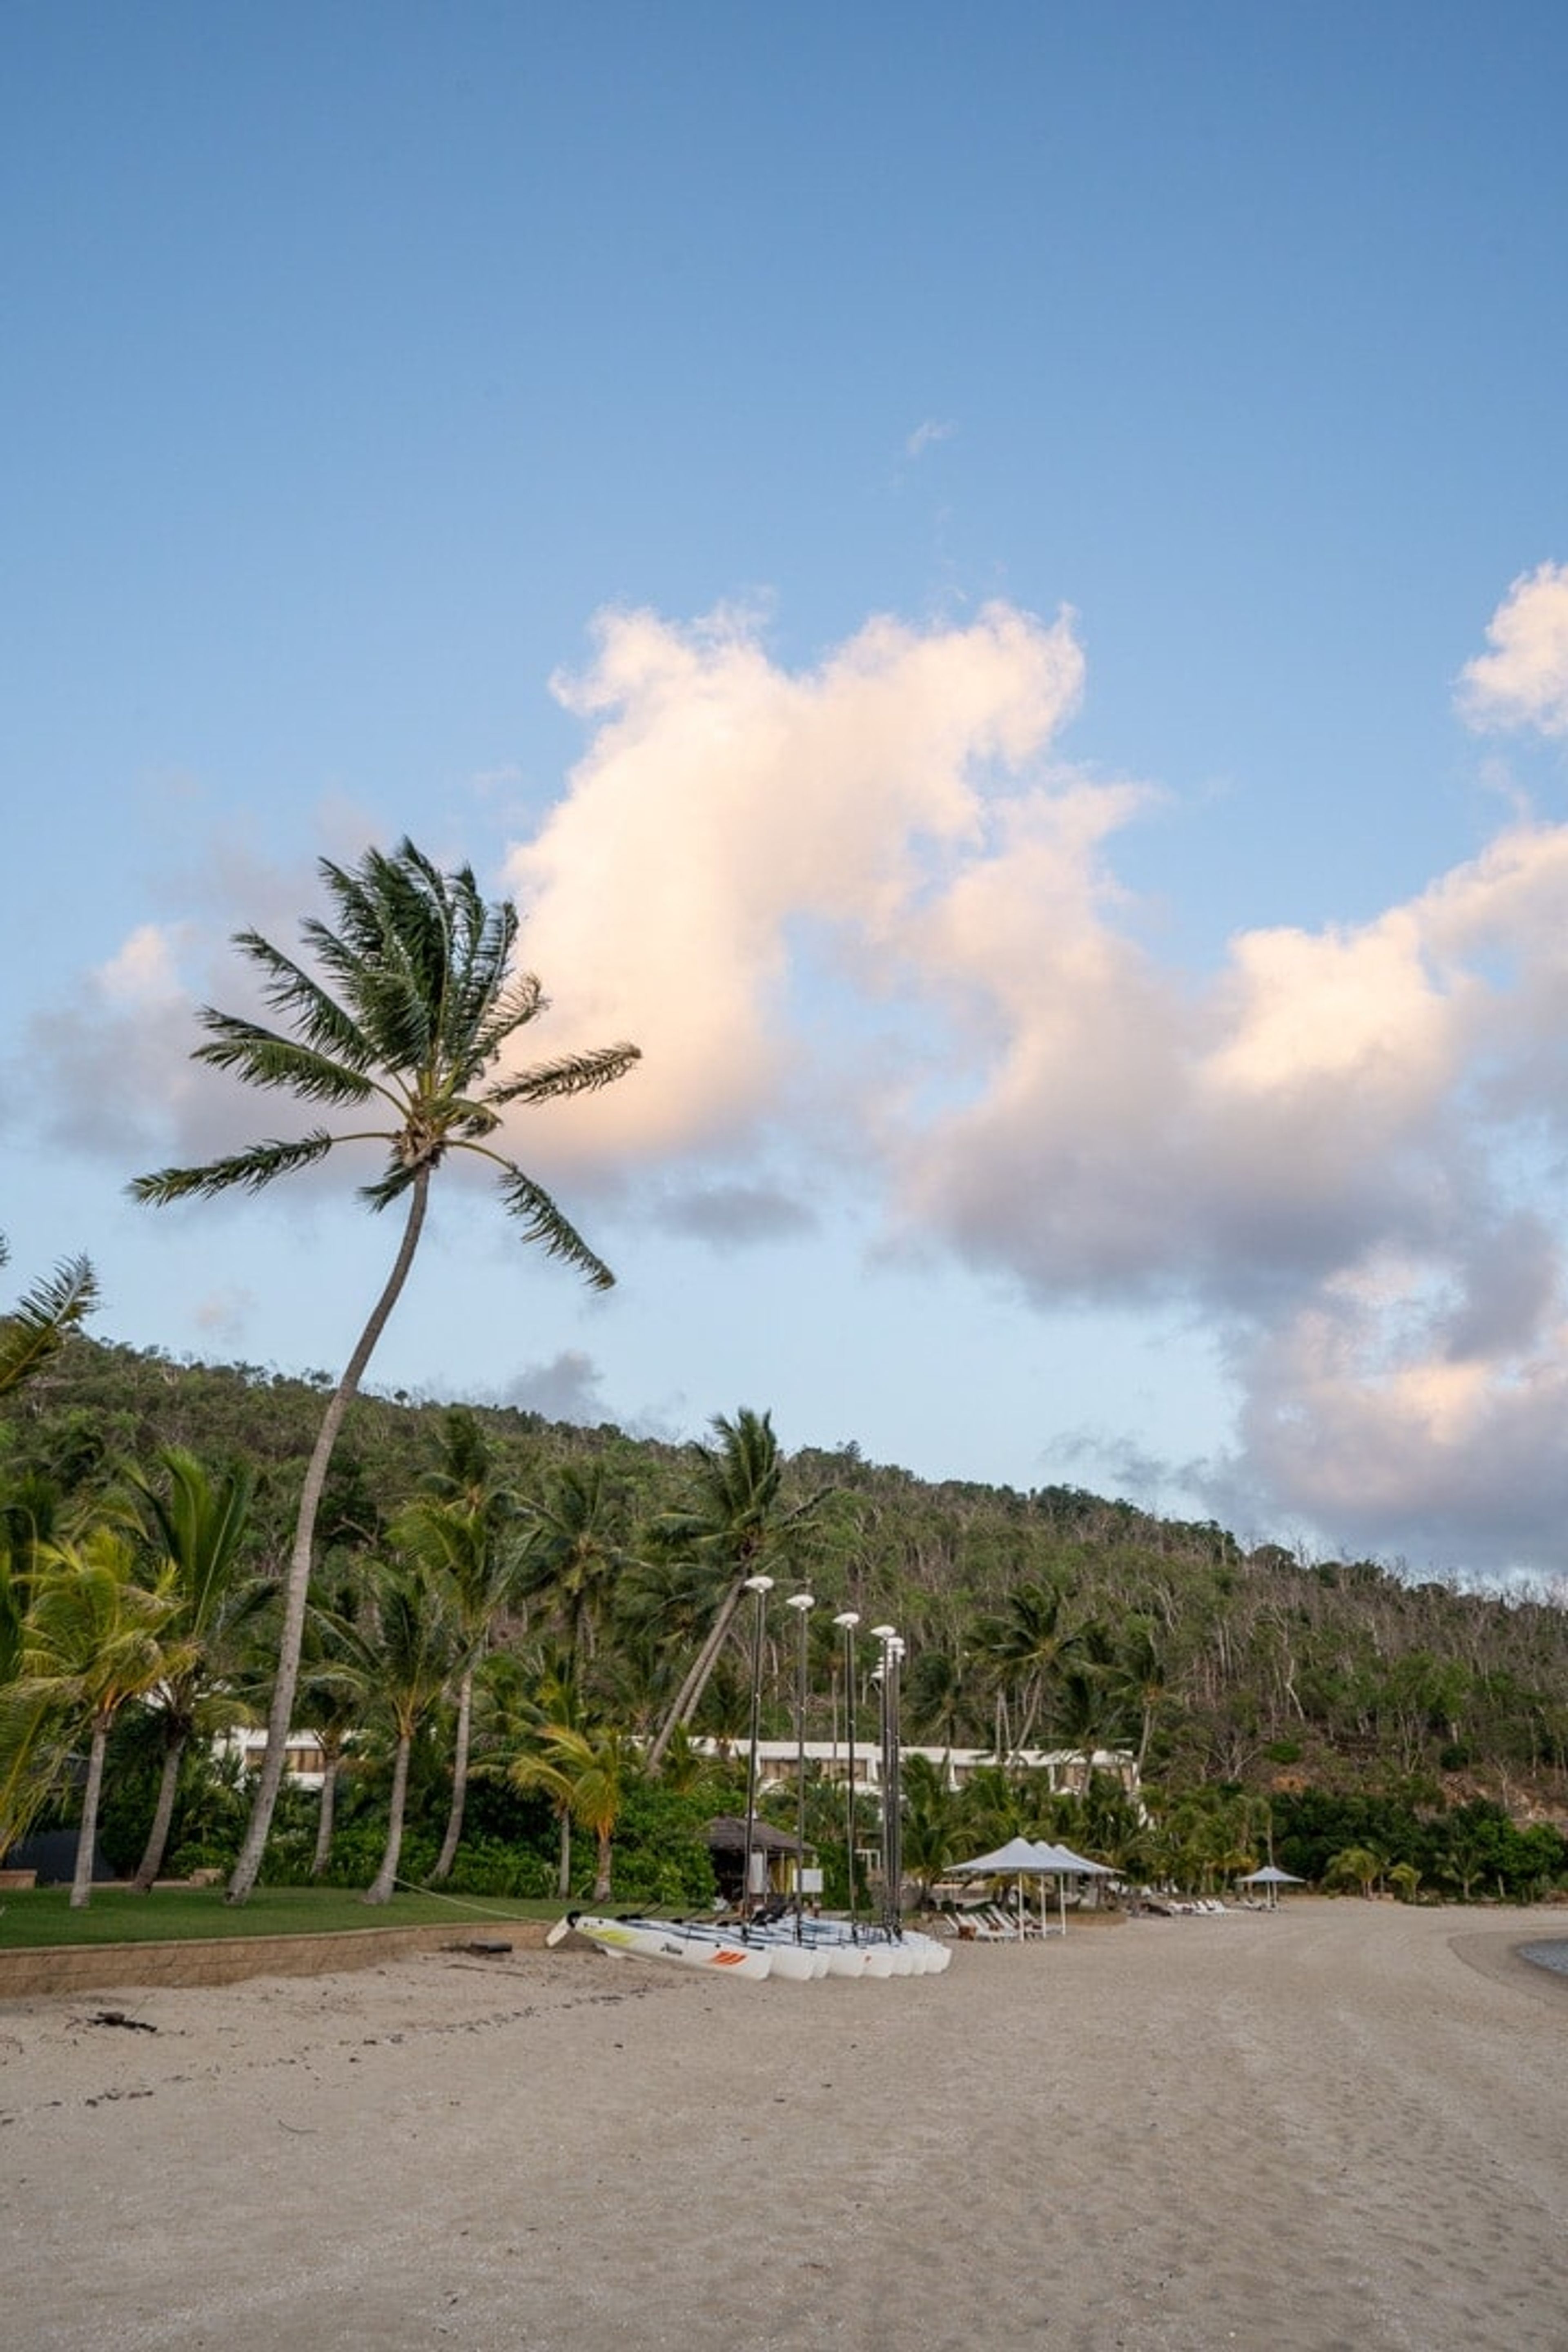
0 1383 832 1911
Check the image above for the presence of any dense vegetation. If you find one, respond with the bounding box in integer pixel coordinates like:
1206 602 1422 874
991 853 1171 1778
4 1333 1566 1913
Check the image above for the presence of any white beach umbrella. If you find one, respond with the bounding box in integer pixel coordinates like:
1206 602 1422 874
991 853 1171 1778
1032 1841 1113 1875
1026 1841 1112 1934
953 1837 1059 1935
1239 1865 1303 1911
954 1836 1051 1873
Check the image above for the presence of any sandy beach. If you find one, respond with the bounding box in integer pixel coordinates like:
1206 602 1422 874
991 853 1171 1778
2 1902 1564 2352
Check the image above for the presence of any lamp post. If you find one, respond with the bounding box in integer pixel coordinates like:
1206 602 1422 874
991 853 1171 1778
785 1592 813 1938
739 1575 774 1923
833 1610 860 1931
870 1625 902 1936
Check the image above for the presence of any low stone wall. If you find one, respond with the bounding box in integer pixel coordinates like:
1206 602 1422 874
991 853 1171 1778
0 1917 551 2002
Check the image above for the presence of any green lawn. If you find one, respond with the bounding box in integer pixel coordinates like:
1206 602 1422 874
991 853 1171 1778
0 1884 561 1951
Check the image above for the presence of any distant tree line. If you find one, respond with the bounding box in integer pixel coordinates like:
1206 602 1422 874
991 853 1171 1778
4 1334 1566 1911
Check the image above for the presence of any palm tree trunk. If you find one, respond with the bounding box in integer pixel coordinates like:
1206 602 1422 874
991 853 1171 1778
363 1733 412 1905
311 1740 342 1876
132 1733 186 1891
645 1574 746 1774
430 1665 472 1883
592 1822 612 1902
227 1171 431 1904
71 1718 109 1909
1136 1700 1156 1779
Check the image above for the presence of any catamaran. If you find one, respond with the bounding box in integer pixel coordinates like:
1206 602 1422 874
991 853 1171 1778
547 1595 953 1986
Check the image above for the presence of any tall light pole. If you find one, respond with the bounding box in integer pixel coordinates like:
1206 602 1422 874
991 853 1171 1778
739 1575 774 1923
870 1624 902 1937
887 1635 906 1936
833 1610 860 1931
785 1591 813 1939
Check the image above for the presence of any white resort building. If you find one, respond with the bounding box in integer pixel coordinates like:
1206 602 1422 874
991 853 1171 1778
216 1728 1139 1802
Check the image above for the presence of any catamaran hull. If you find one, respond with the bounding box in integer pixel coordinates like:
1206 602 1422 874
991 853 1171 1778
547 1912 953 1983
549 1913 772 1980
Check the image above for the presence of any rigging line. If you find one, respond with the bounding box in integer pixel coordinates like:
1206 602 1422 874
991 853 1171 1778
388 1874 546 1920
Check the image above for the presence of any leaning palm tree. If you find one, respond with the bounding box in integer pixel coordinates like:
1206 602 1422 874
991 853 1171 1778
130 839 639 1901
644 1408 830 1774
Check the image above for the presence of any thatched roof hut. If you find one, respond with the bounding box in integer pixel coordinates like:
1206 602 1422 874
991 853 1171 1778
704 1815 810 1903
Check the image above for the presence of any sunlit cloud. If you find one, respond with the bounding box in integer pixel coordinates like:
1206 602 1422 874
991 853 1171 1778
504 599 1086 1162
38 583 1568 1569
96 923 186 1004
1458 560 1568 736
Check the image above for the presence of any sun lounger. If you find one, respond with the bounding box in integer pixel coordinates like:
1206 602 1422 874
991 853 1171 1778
968 1909 1023 1942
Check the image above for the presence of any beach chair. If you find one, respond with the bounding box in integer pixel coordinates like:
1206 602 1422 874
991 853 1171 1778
969 1909 1021 1942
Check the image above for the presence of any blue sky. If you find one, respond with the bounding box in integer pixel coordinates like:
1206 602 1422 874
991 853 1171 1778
6 4 1568 1580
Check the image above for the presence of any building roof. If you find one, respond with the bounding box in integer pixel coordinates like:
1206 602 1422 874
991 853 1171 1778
705 1814 806 1856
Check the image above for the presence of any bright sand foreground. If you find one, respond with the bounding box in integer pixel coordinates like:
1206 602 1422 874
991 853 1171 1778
2 1902 1564 2352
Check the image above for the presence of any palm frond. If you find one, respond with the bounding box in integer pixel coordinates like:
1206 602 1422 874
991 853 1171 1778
356 1157 423 1212
193 1013 382 1105
0 1255 100 1399
229 931 379 1071
445 895 519 1070
494 1165 617 1289
487 1042 642 1109
470 970 545 1067
448 1099 504 1142
306 846 445 1073
128 1130 341 1203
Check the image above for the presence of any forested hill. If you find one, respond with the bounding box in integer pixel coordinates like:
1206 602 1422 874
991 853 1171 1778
6 1336 1566 1820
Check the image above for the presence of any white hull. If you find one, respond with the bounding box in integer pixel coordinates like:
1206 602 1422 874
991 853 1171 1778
547 1911 953 1984
549 1912 772 1980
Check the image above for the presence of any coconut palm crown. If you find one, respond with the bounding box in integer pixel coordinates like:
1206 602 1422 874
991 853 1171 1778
130 837 636 1271
129 837 639 1900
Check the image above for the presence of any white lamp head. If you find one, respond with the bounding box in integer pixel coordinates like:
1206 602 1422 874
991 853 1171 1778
742 1574 775 1595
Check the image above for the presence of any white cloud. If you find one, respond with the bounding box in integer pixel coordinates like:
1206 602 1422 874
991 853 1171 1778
1458 561 1568 736
904 418 957 459
38 585 1568 1569
96 923 185 1004
488 592 1568 1562
1230 1251 1568 1570
505 599 1085 1162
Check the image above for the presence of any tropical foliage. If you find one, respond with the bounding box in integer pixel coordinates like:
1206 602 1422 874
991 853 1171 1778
2 1325 1567 1911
